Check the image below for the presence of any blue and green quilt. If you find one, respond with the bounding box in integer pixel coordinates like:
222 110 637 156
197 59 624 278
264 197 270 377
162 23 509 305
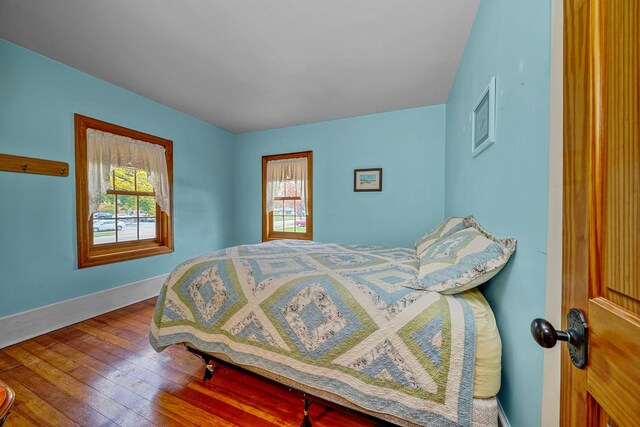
150 240 476 426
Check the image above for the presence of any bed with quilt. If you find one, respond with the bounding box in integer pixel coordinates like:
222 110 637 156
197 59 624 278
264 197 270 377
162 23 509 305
150 216 516 427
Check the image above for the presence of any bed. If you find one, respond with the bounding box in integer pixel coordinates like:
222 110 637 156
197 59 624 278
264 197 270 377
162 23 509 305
150 218 514 427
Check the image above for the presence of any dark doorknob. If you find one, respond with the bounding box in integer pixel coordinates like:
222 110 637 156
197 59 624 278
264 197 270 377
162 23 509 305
530 318 571 348
530 308 588 369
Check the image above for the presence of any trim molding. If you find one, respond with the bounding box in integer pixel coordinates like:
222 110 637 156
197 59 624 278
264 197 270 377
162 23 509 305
497 398 511 427
0 274 167 349
541 2 563 426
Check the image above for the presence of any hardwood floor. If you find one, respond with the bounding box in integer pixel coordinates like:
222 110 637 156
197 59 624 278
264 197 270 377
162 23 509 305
0 298 379 426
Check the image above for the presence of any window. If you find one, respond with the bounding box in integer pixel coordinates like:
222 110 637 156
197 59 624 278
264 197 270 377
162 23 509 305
75 114 173 268
262 151 312 241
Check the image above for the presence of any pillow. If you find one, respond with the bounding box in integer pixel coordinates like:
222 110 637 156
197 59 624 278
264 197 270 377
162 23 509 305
414 224 516 294
414 216 469 256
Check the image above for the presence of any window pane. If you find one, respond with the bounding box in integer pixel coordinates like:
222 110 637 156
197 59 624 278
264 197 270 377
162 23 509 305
118 219 138 242
294 200 306 233
94 194 115 220
284 200 296 222
273 200 283 216
114 167 135 191
139 196 156 218
294 216 307 233
116 195 137 218
92 219 117 244
271 181 282 198
272 197 287 232
284 200 296 214
295 199 306 217
136 170 154 192
273 211 285 232
139 217 156 239
283 200 296 231
284 180 301 198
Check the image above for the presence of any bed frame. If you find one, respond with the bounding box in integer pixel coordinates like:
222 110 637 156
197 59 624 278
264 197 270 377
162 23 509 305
185 346 395 427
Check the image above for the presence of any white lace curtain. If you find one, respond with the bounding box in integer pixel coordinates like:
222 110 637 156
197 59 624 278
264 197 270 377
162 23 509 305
87 129 170 217
266 157 308 214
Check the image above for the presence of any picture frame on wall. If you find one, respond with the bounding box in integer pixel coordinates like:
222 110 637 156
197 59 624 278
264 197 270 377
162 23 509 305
471 76 496 157
354 168 382 192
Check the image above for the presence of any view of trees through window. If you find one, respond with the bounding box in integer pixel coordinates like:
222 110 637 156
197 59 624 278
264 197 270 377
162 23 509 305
272 180 307 233
92 167 158 244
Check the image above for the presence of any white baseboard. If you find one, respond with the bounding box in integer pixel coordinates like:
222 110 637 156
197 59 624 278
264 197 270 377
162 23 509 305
0 274 167 349
497 398 511 427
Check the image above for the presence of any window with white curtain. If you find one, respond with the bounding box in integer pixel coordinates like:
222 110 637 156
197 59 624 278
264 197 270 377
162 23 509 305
75 114 173 268
262 151 313 241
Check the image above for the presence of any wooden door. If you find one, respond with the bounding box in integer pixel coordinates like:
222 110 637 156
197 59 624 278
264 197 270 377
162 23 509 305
563 0 640 425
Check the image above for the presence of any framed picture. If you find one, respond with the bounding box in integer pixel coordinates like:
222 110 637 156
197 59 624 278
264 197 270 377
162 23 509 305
354 168 382 192
471 76 496 157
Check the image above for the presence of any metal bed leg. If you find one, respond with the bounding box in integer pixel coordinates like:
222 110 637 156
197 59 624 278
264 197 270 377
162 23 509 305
186 347 216 381
203 359 215 381
300 398 312 427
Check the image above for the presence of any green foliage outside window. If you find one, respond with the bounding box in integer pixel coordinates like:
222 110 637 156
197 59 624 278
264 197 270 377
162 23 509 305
98 167 157 216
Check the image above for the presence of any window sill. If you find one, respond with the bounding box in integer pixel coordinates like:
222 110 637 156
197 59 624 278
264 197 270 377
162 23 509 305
78 244 173 268
263 232 313 242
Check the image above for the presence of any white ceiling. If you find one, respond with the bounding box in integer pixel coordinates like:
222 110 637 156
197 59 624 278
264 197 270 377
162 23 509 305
0 0 479 133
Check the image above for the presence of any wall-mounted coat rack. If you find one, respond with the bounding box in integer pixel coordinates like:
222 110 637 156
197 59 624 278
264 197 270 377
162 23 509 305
0 153 69 177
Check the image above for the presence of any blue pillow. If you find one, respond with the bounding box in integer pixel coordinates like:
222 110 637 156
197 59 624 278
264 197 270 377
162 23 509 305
414 216 469 256
413 220 516 294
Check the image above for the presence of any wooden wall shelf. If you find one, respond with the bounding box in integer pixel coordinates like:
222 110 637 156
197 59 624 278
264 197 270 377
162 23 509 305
0 153 69 177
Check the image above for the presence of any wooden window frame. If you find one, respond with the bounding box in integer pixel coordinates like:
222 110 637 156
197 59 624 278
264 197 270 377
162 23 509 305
262 151 313 242
75 114 174 268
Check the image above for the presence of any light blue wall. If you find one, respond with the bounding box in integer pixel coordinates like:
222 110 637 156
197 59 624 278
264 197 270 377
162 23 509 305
0 40 236 317
3 15 552 425
234 105 446 247
444 1 551 426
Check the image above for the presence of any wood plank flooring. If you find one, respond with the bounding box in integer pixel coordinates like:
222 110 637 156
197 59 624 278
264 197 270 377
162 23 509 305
0 298 379 426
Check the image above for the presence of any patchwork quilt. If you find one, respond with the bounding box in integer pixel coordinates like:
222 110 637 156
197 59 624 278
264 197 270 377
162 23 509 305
150 240 476 426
